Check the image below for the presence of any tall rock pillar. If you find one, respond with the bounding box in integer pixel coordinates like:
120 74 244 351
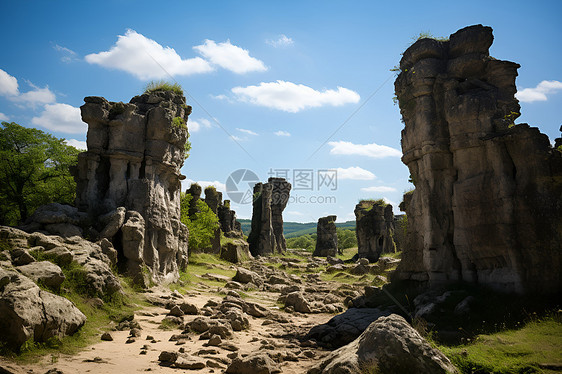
394 25 562 294
75 91 191 284
248 178 291 256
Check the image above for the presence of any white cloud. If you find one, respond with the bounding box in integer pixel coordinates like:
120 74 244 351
336 166 376 180
193 39 267 74
31 103 85 134
0 113 9 121
328 140 402 158
182 179 226 194
0 69 19 96
274 130 291 137
266 34 294 48
0 69 56 106
516 80 562 103
232 80 360 113
237 128 258 136
85 29 213 80
360 186 397 193
12 85 56 106
189 118 212 133
65 139 87 150
54 44 77 63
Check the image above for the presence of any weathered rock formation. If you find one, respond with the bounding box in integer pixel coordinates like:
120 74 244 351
313 215 338 257
394 25 562 294
218 200 243 238
308 314 457 374
74 91 191 283
247 178 291 257
355 201 396 262
186 183 202 219
0 225 123 349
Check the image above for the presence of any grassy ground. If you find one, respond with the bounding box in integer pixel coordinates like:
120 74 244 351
440 313 562 374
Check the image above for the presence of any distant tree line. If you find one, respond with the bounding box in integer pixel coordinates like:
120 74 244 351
286 228 357 252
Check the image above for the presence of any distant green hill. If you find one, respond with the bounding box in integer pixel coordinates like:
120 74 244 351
238 218 355 237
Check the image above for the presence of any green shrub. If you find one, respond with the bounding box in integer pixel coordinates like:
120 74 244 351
180 193 219 251
144 80 184 96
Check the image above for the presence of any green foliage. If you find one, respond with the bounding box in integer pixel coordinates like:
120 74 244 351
180 193 219 251
337 228 357 251
144 80 184 96
172 116 186 129
0 122 80 225
286 233 316 251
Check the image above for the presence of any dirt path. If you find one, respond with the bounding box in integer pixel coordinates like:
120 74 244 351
2 285 335 373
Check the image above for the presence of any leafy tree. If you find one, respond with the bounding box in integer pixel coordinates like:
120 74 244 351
0 122 80 225
180 192 219 251
337 228 357 251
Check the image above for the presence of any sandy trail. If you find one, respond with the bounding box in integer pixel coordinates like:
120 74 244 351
2 285 334 374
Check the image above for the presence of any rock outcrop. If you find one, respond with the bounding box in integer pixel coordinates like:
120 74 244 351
308 314 457 374
248 178 291 257
73 91 191 283
355 201 396 262
394 25 562 294
218 200 243 238
0 267 86 351
313 215 338 257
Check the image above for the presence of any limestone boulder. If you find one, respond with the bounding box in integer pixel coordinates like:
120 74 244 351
0 267 86 350
305 307 391 348
220 239 251 263
226 353 281 374
308 314 457 374
17 261 65 290
233 268 263 287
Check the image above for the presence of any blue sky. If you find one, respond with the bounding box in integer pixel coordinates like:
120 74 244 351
1 1 561 223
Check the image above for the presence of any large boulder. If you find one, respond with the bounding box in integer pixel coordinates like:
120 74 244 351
0 268 86 350
220 239 251 263
305 308 391 348
16 261 65 290
226 353 281 374
308 314 457 374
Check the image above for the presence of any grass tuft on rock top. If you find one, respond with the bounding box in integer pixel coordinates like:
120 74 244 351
143 80 184 96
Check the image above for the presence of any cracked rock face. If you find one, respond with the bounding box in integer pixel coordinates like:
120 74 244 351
394 24 562 294
74 91 191 283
